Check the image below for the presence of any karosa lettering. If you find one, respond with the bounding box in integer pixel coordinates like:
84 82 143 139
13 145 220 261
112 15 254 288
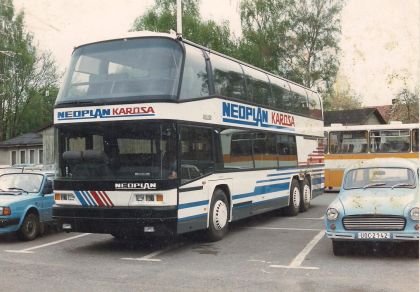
57 106 155 119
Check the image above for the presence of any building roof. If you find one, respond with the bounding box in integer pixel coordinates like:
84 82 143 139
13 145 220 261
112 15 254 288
0 133 42 148
372 105 392 123
324 108 386 126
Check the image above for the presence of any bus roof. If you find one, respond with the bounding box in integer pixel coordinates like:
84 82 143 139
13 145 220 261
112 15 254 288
73 31 319 96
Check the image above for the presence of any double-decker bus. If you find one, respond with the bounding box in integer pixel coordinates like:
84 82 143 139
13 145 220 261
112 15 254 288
52 32 324 241
324 122 419 191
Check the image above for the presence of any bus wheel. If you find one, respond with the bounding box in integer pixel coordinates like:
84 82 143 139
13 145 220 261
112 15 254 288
300 177 311 212
18 213 40 241
286 179 300 216
206 189 229 242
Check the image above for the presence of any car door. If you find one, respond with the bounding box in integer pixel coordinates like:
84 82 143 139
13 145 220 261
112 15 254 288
40 176 55 221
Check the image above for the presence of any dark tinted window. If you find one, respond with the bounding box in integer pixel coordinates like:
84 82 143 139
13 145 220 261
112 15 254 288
254 132 278 168
179 126 214 184
413 129 419 152
179 44 209 99
289 84 309 115
277 134 298 167
220 129 254 169
242 65 271 105
269 76 292 111
211 54 246 100
57 38 183 104
324 132 328 153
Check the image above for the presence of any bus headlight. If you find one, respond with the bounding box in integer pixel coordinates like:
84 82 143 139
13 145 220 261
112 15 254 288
55 193 75 201
410 207 419 221
326 208 339 221
135 194 163 202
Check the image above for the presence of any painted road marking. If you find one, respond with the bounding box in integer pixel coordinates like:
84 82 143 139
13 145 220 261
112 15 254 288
270 230 324 270
5 233 91 254
121 246 175 262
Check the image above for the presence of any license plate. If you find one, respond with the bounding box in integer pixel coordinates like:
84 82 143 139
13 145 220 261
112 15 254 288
357 232 391 239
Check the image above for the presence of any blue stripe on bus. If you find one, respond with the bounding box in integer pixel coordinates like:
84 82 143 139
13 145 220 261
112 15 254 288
233 196 288 209
82 191 95 206
178 213 207 222
74 191 88 207
179 200 209 209
256 177 290 183
267 171 300 177
222 118 294 132
232 182 290 200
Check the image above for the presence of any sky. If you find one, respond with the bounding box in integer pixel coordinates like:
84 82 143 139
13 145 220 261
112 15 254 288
13 0 420 107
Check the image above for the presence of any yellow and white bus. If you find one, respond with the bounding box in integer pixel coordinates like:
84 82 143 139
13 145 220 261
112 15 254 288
324 122 419 191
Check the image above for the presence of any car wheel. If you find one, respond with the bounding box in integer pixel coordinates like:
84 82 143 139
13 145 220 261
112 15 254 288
206 189 229 242
286 179 300 216
18 213 40 241
332 240 348 256
300 177 311 212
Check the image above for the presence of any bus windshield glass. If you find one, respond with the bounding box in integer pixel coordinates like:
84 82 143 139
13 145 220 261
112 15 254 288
56 38 183 105
57 121 177 180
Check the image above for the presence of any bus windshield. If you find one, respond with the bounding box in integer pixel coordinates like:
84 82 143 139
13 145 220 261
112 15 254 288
57 121 177 180
56 38 183 105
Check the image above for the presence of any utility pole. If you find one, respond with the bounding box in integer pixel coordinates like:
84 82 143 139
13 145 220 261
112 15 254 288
176 0 182 37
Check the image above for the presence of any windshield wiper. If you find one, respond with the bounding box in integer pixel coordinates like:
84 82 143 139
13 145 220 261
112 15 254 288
391 183 414 189
363 183 386 189
7 187 28 194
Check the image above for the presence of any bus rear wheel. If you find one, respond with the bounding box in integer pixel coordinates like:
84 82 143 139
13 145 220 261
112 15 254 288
206 189 229 242
286 179 300 216
300 177 311 212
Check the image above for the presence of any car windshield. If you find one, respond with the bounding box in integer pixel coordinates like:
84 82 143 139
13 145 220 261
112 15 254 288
343 167 416 190
57 121 177 180
0 173 44 193
56 37 183 105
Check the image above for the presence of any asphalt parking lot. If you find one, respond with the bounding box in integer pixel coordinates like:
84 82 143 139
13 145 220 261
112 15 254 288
0 193 418 292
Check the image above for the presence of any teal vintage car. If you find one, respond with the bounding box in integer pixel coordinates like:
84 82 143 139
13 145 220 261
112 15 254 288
325 158 419 256
0 171 55 240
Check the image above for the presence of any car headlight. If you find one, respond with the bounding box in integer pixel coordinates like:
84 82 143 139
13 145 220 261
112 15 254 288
326 208 339 221
410 207 419 221
0 207 11 216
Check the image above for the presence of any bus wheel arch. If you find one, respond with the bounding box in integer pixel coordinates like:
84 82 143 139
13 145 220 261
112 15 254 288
206 187 230 242
300 175 312 212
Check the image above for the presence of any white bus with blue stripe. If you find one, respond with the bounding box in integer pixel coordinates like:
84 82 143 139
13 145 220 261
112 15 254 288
52 31 324 241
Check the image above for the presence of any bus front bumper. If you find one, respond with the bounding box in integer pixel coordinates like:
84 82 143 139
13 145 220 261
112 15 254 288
52 205 178 236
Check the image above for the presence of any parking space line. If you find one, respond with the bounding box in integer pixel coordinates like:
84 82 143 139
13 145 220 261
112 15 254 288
5 233 91 254
241 227 322 231
121 246 173 262
270 230 324 270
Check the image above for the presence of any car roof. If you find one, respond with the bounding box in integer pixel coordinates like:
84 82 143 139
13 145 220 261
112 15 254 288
345 158 419 172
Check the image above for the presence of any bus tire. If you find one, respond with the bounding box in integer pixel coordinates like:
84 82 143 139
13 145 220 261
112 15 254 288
286 179 300 216
300 177 311 212
18 212 40 241
206 189 229 242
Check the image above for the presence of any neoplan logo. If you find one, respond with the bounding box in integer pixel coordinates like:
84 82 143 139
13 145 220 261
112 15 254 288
115 183 157 190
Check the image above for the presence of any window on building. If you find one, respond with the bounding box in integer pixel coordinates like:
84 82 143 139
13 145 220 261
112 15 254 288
11 151 17 165
29 150 35 164
20 150 26 164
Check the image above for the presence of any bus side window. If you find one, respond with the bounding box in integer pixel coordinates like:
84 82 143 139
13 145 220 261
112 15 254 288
413 129 419 152
268 76 291 111
210 54 246 101
179 44 209 100
242 65 271 106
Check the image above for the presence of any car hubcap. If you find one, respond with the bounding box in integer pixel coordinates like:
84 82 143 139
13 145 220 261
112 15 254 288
26 219 35 236
213 200 228 230
293 187 301 208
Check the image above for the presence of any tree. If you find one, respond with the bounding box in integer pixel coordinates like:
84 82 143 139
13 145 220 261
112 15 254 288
0 0 59 141
131 0 238 55
322 87 362 111
239 0 343 92
391 86 419 123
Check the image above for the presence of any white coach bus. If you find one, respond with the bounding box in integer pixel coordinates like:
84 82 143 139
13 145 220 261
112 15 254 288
52 32 324 241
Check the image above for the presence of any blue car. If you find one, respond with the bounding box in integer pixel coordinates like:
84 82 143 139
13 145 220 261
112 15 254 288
325 158 419 256
0 171 55 241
